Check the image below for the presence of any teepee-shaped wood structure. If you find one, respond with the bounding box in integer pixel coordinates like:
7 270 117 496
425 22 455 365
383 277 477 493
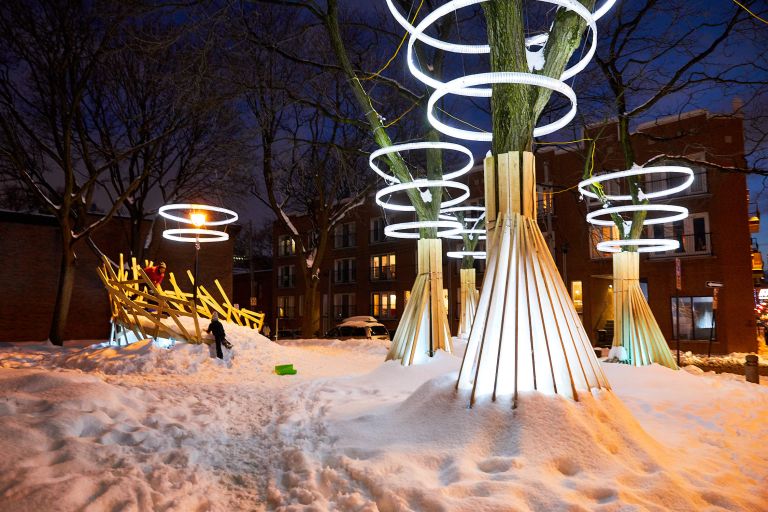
457 152 610 405
457 268 479 339
612 251 678 369
386 238 453 365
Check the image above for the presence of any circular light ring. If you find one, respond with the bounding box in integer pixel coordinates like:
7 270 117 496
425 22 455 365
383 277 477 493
384 220 463 239
369 142 475 182
596 239 680 253
586 204 689 227
438 206 486 222
392 0 598 91
578 166 694 201
376 179 470 212
158 203 238 227
447 250 487 259
427 72 577 141
442 228 487 240
162 228 230 243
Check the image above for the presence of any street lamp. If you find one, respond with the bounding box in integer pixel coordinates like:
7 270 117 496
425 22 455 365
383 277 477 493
159 203 238 314
190 212 206 307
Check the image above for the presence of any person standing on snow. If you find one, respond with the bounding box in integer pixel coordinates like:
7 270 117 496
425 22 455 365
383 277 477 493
207 312 232 359
144 261 167 288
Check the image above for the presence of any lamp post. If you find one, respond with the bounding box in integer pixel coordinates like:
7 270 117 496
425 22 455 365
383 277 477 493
190 212 206 308
158 203 238 317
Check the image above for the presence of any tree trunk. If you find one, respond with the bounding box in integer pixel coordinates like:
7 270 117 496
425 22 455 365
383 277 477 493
457 152 609 405
611 251 677 369
301 281 321 338
387 239 452 365
49 238 77 346
457 268 478 339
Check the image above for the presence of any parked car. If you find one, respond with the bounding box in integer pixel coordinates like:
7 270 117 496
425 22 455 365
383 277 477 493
325 316 390 341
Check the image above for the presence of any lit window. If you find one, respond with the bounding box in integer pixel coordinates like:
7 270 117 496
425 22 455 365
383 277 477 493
571 281 583 313
277 296 296 318
371 292 397 319
278 235 295 257
371 253 396 280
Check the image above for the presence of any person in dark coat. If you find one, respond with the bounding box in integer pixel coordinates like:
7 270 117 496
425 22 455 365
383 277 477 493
207 312 231 359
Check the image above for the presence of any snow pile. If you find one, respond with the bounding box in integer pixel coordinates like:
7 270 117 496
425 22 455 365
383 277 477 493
277 337 390 356
1 330 767 511
681 350 768 368
0 369 226 511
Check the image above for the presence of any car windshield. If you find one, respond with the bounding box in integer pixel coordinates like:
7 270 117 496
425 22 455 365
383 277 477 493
339 326 367 337
369 325 388 336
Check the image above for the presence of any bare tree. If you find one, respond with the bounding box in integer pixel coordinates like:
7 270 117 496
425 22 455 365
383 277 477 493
0 0 172 344
229 5 375 337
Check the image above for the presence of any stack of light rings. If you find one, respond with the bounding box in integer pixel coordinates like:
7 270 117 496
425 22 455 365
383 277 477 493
158 204 238 243
382 0 618 242
385 0 617 142
577 166 694 253
439 206 488 259
370 143 471 239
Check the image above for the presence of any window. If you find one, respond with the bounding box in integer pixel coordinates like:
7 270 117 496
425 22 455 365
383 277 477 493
370 217 387 244
647 213 711 257
371 253 396 280
671 296 716 340
334 222 356 248
571 281 583 313
589 226 614 260
277 296 296 319
334 258 356 283
333 293 356 320
371 292 397 319
645 162 708 196
278 235 295 257
277 265 295 288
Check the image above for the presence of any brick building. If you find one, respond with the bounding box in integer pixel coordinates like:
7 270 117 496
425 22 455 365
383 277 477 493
538 109 758 353
0 211 238 342
268 108 757 353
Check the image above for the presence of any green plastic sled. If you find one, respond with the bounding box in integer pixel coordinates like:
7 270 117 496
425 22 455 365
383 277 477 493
275 363 297 375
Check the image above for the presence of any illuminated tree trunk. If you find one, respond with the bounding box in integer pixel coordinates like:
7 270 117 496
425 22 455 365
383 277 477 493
611 251 678 369
387 239 452 365
457 268 478 339
457 152 610 405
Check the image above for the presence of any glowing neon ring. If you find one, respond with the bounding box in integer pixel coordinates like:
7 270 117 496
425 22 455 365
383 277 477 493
578 166 694 201
596 239 680 253
369 142 474 182
428 72 577 141
586 204 689 227
438 206 486 222
162 228 230 243
442 228 487 241
385 0 615 46
376 180 470 212
447 251 487 259
404 0 597 92
384 220 462 239
158 203 238 226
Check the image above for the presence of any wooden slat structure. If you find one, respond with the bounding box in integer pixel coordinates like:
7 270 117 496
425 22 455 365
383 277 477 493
457 152 611 406
98 255 264 345
612 251 678 369
386 238 453 365
457 268 479 339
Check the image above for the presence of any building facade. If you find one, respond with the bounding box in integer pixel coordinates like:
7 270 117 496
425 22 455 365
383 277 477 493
538 109 757 353
269 109 757 353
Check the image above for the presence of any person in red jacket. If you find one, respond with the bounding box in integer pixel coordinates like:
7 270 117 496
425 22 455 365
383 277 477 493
144 261 167 287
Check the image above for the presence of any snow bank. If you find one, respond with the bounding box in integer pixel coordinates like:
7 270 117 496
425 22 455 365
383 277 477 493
0 369 225 512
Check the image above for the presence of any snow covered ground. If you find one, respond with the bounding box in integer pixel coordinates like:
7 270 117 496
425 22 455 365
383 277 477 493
0 322 766 511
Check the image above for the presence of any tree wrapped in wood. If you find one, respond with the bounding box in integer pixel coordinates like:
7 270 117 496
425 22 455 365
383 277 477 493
384 0 617 403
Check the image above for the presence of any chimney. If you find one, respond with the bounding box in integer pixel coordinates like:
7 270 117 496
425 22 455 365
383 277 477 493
732 97 744 116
